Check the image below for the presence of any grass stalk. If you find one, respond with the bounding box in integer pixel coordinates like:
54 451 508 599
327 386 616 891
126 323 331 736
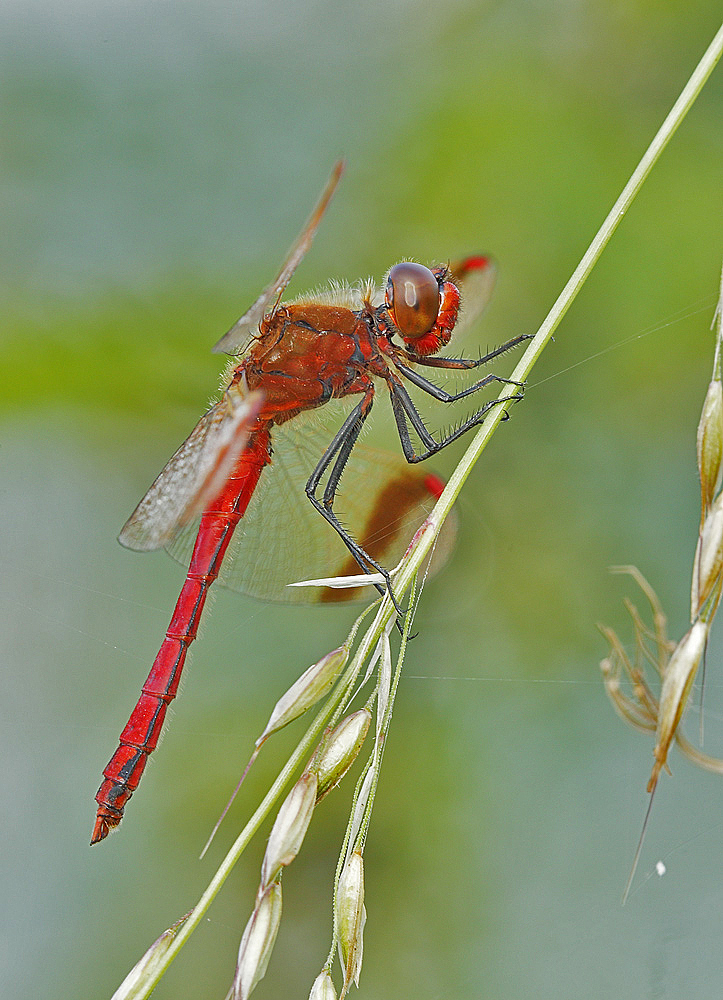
112 21 723 999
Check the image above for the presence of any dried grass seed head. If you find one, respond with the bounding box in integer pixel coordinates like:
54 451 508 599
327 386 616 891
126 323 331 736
697 378 723 516
649 619 708 792
693 491 723 617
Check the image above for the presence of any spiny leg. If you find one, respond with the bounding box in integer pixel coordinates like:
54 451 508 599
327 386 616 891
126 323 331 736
400 333 533 371
394 360 523 404
305 387 403 612
386 375 523 464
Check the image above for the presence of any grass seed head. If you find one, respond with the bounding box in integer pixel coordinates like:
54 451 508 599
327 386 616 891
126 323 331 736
257 647 348 746
649 619 708 792
312 709 372 800
336 851 365 994
693 492 723 617
261 771 318 888
111 915 190 1000
232 882 283 1000
697 378 723 517
308 970 338 1000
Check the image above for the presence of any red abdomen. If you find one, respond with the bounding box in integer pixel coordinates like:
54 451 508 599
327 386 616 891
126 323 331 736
91 427 271 843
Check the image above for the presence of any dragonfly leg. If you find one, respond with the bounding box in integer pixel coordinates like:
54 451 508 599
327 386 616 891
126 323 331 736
400 333 533 371
305 388 403 612
387 376 523 464
394 360 523 403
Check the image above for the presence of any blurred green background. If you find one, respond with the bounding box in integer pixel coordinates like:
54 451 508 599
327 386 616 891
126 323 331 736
2 2 722 998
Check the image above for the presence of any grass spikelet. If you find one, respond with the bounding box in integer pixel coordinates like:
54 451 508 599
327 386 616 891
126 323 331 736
599 262 723 896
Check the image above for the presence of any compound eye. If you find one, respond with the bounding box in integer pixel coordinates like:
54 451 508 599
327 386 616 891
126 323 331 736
384 262 440 340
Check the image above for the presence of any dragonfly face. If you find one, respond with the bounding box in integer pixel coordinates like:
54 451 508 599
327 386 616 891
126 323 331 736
384 261 442 339
379 261 462 357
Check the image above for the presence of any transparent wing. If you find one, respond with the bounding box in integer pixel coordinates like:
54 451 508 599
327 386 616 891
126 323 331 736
166 402 456 603
212 161 345 355
448 255 498 342
118 389 263 552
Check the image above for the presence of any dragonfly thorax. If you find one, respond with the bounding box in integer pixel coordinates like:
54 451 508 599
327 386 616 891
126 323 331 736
240 302 384 420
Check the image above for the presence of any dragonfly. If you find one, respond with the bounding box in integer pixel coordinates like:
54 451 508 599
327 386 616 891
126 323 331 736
91 161 527 844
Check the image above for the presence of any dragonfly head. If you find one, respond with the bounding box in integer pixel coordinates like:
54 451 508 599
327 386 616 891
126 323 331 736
384 262 461 356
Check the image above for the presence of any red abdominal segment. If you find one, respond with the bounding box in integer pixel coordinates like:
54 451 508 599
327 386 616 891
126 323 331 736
91 427 271 843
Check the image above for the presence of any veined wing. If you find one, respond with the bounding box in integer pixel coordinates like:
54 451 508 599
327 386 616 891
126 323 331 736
166 402 457 603
118 388 263 552
448 254 498 340
213 161 344 356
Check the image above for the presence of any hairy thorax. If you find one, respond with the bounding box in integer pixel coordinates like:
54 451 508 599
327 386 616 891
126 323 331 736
239 303 387 421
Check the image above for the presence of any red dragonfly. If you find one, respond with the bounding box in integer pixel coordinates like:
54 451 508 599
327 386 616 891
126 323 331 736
92 162 527 844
